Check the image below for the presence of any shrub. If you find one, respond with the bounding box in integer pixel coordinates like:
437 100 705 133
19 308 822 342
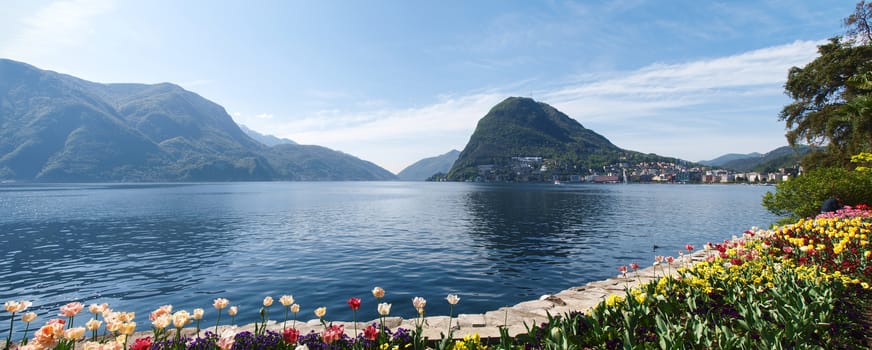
762 167 872 220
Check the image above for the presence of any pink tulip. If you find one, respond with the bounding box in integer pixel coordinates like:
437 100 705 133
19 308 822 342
59 302 84 317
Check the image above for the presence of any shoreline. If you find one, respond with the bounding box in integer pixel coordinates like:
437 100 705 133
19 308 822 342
0 250 708 349
195 250 707 340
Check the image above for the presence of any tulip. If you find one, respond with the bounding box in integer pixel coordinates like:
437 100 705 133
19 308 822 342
20 311 38 345
4 301 20 313
263 296 274 307
88 304 108 315
85 318 103 332
217 328 236 350
412 297 426 316
131 337 152 350
60 302 84 318
314 307 326 319
228 306 238 325
282 328 300 344
213 298 229 310
192 308 204 336
290 304 300 329
377 302 391 316
446 294 460 334
119 322 136 335
172 310 190 329
152 314 171 330
5 300 31 313
364 324 378 340
321 324 344 344
347 297 362 336
347 297 361 311
105 321 121 333
372 287 385 299
149 305 172 321
281 296 295 330
213 298 229 334
86 318 102 341
63 327 86 341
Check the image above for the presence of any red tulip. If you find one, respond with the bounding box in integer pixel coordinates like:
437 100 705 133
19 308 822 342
131 337 153 350
364 324 378 340
282 328 300 343
347 297 361 311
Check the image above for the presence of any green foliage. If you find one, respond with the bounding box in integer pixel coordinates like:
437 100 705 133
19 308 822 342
446 97 683 181
780 6 872 169
762 167 872 219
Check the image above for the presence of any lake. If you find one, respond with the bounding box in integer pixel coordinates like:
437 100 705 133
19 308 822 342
0 182 777 331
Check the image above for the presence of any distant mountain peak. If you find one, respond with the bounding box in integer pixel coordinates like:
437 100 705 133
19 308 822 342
701 146 809 172
0 58 395 182
239 124 297 147
397 149 460 181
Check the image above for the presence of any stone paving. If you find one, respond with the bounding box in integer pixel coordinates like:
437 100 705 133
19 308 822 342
224 250 710 340
2 251 714 349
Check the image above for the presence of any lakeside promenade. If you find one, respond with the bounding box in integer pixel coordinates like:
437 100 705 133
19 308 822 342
219 250 708 340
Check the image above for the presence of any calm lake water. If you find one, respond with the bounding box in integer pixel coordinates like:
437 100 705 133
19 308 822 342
0 182 777 331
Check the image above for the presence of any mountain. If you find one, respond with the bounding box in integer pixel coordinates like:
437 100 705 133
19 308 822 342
699 153 763 167
446 97 677 181
397 150 460 181
717 145 810 173
0 59 396 182
239 124 297 147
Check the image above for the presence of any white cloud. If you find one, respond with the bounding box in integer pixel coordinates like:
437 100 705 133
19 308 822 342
0 0 115 60
539 40 824 161
546 40 821 110
234 40 826 172
254 113 275 120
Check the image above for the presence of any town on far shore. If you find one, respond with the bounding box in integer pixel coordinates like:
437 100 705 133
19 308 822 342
457 156 798 184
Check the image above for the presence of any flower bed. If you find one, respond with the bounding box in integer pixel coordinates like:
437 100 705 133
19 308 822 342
4 208 871 349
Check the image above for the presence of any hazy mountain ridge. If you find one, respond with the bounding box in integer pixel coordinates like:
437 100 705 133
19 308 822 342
0 59 395 181
397 149 460 181
240 124 297 147
717 145 809 173
699 153 763 167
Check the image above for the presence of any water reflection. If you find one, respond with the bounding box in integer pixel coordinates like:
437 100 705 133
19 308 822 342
0 182 777 334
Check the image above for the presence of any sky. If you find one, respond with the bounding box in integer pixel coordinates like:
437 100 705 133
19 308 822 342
0 0 856 173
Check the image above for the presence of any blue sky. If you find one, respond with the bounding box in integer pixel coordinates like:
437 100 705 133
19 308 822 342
0 1 854 173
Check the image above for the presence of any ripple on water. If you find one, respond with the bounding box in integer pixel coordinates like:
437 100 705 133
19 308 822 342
0 182 777 330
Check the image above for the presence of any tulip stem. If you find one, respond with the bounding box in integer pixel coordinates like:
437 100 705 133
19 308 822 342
352 310 357 339
283 308 288 331
214 309 222 335
5 312 15 350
